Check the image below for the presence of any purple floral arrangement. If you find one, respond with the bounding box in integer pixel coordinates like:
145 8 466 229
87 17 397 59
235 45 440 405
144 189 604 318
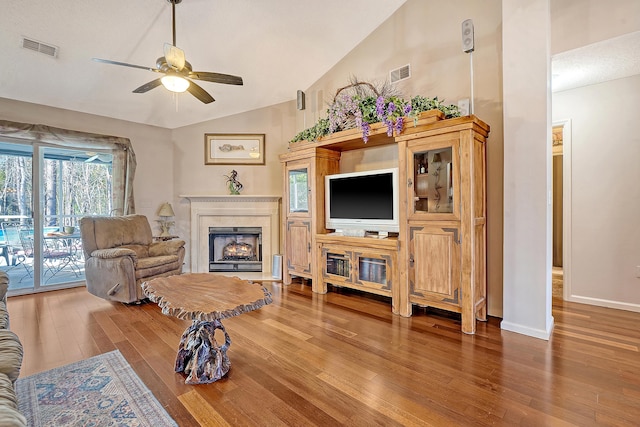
290 80 460 144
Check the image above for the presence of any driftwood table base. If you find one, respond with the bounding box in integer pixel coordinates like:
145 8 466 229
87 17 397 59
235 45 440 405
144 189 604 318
141 273 272 385
175 319 231 384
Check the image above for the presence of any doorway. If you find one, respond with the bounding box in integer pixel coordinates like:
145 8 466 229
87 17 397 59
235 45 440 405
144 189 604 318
551 120 572 301
552 125 563 297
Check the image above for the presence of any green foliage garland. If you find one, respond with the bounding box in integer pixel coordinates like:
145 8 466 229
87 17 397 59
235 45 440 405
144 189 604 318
291 93 460 144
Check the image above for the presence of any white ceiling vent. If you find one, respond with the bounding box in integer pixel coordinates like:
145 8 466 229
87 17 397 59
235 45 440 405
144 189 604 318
390 64 411 83
21 37 58 58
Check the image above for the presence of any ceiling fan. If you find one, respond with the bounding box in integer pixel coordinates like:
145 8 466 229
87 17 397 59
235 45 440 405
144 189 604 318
92 0 243 104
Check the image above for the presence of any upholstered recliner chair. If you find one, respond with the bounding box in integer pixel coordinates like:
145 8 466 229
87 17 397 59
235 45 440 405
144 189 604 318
80 214 185 303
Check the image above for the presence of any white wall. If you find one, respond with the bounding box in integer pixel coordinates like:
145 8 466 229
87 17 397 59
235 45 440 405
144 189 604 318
0 97 174 234
302 0 505 316
501 0 554 340
551 0 640 54
553 75 640 310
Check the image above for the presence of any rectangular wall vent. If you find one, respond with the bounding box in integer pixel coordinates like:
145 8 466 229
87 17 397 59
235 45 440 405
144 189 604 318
390 64 411 83
21 37 58 58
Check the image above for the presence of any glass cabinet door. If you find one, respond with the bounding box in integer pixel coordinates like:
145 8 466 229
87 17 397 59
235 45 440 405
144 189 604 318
288 167 309 214
412 147 454 214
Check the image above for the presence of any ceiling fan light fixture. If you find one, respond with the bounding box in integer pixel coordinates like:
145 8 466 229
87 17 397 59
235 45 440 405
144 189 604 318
161 74 190 93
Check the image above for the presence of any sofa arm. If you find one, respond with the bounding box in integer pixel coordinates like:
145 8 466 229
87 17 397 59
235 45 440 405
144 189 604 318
0 330 22 384
149 240 185 257
91 247 138 261
0 271 8 303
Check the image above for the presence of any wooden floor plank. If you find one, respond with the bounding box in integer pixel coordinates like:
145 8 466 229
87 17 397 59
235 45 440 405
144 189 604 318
8 282 640 426
178 390 232 427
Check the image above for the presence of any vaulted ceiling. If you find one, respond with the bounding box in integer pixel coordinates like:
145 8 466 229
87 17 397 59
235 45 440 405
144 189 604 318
1 0 407 129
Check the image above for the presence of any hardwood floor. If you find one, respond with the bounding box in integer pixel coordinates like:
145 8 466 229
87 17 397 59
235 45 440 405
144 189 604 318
9 281 640 426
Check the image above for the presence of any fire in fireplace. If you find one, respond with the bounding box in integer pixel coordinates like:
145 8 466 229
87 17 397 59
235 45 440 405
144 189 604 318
209 227 262 272
222 241 255 260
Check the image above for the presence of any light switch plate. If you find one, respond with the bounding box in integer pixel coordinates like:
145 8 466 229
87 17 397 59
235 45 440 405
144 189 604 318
458 98 470 116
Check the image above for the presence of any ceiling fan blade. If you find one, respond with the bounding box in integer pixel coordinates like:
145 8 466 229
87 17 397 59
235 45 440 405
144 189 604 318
188 71 243 86
133 78 163 93
186 80 215 104
92 57 160 73
163 43 186 71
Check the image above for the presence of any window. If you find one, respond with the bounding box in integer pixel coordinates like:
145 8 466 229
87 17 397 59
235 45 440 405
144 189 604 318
0 120 136 294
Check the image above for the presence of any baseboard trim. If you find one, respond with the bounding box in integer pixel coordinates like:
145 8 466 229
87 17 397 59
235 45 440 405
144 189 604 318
567 295 640 313
500 318 554 340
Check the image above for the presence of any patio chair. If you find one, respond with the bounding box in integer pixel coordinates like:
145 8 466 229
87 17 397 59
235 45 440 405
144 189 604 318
19 228 76 282
0 222 29 277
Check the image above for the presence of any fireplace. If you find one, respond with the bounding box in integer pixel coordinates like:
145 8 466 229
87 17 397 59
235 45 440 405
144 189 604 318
181 195 281 280
209 227 262 272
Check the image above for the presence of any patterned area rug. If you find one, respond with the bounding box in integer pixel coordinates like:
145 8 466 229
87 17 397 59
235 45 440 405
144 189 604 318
16 350 177 427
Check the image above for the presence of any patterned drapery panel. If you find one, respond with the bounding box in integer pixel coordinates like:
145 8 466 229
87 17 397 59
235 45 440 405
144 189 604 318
0 120 136 214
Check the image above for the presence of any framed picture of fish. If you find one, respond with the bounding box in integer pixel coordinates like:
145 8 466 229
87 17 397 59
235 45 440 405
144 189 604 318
204 133 265 165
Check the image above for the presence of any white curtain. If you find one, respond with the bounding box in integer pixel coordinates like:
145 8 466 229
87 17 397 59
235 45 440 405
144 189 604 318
0 120 137 214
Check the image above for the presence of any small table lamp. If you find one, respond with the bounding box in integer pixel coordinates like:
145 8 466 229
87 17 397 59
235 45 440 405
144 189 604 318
157 202 175 237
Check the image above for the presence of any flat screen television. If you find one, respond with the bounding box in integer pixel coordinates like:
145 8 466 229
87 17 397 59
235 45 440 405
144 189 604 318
325 167 399 233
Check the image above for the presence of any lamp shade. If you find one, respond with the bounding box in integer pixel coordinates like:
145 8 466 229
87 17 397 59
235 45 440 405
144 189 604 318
158 202 175 217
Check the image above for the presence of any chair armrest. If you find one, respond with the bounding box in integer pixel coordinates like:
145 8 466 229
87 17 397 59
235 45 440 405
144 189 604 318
90 247 137 260
149 240 185 257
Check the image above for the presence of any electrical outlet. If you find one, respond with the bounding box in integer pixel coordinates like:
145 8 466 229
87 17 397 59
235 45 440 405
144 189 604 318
457 98 470 116
636 266 640 278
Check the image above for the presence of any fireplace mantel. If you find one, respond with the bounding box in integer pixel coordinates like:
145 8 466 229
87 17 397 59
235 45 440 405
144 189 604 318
180 195 281 280
181 195 281 203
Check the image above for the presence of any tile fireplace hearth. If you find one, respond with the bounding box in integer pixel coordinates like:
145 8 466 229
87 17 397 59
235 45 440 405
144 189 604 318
181 195 281 281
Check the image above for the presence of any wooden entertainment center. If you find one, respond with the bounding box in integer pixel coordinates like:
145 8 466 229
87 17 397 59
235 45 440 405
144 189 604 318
280 111 490 334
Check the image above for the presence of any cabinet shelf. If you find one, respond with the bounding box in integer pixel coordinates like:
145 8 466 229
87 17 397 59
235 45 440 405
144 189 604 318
317 235 396 301
358 257 387 285
326 253 350 278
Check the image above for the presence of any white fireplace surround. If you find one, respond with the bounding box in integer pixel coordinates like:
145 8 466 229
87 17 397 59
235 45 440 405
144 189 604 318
180 195 281 280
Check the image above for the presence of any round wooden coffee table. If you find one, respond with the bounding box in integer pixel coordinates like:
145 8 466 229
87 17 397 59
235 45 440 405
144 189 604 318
141 273 272 384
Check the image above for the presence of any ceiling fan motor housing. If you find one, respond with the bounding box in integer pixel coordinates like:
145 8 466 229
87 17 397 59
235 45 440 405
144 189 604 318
156 57 192 73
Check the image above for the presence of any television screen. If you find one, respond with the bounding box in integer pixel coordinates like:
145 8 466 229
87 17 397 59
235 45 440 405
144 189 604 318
329 173 393 219
325 168 399 233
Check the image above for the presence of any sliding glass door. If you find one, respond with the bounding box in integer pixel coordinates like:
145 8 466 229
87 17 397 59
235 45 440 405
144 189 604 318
0 142 34 290
0 140 113 294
